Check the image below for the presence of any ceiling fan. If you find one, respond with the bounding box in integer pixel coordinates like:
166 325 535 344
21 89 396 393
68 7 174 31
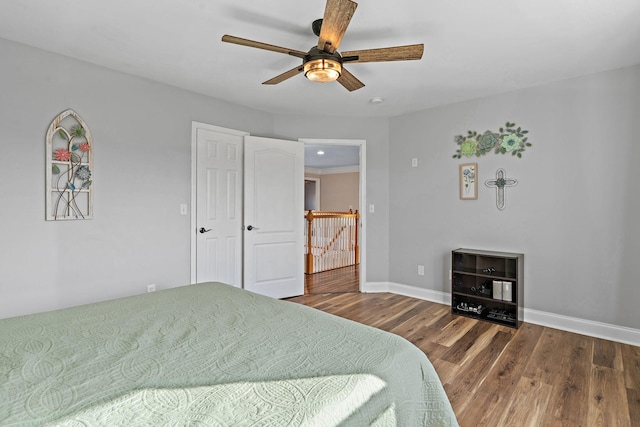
221 0 424 91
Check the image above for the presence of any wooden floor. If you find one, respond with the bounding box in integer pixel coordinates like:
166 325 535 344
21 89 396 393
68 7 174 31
292 267 640 427
304 264 359 294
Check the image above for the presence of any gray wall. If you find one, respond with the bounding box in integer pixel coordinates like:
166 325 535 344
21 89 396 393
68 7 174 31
0 38 275 318
0 38 391 319
2 35 638 332
389 64 640 329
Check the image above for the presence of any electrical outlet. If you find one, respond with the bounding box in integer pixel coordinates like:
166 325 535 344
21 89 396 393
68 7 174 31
147 284 156 293
418 265 425 276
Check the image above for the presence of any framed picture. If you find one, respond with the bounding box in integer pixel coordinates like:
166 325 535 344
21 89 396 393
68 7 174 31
459 163 478 200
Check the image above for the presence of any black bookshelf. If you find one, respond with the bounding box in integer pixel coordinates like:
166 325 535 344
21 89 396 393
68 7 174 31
451 249 524 328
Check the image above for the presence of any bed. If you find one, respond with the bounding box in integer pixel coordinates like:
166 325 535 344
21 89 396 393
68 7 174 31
0 282 458 426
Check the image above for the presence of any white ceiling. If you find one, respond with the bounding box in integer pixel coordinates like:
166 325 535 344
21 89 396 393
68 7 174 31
1 0 640 120
304 144 360 169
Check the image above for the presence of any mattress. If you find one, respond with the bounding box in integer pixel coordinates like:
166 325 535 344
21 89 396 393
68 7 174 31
0 282 458 426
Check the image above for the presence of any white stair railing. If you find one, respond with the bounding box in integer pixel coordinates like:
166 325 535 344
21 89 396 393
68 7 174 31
304 210 360 274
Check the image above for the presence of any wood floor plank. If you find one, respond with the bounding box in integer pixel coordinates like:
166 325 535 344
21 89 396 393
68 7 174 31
343 294 411 327
613 342 625 371
455 349 524 426
456 325 503 367
502 322 543 355
372 298 425 331
406 326 452 360
376 299 434 331
390 303 449 336
399 315 463 362
427 310 460 332
432 316 477 348
622 343 640 391
468 323 542 396
497 376 553 427
627 388 640 427
594 337 618 369
523 327 575 386
430 358 461 386
542 332 592 426
441 320 493 365
587 366 631 427
326 293 393 322
444 331 513 415
447 329 512 392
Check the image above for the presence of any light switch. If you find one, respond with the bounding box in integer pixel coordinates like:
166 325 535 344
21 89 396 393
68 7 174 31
369 204 375 213
412 157 418 167
180 204 188 215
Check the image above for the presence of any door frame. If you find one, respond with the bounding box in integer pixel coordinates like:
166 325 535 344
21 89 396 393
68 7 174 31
299 138 366 291
190 121 249 284
190 125 367 290
304 176 321 211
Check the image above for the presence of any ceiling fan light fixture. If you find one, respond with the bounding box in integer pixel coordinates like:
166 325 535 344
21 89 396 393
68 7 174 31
221 0 424 91
304 58 342 83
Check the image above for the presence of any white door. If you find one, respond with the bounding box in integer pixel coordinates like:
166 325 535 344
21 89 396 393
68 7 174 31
194 125 244 286
243 136 304 298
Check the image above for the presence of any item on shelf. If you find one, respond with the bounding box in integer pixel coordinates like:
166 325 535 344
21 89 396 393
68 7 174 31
470 281 492 297
456 302 485 315
487 309 516 323
492 280 503 300
502 281 513 302
482 267 496 274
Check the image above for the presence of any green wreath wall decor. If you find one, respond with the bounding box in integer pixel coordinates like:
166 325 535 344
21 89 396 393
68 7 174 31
453 122 531 159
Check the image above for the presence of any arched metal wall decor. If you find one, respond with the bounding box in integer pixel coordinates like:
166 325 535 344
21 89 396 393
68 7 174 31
45 109 93 220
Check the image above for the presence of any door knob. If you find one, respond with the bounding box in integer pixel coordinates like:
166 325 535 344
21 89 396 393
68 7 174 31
199 227 212 233
246 225 259 231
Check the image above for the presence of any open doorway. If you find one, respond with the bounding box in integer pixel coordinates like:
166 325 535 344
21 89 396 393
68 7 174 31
304 177 320 211
301 139 366 294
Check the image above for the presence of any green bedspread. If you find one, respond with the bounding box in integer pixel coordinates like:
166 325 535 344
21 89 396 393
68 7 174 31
0 282 458 426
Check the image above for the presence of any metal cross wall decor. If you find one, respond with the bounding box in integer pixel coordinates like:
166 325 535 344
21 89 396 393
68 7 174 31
485 168 517 210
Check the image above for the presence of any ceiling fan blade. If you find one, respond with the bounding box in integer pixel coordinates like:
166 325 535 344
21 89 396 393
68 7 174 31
337 68 365 91
262 65 305 85
222 35 307 58
317 0 358 53
341 44 424 63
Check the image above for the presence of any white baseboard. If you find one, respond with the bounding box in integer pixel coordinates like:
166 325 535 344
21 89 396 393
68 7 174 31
363 282 640 347
522 308 640 347
365 282 450 305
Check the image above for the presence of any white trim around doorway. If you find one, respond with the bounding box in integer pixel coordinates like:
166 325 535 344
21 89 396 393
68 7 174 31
298 138 367 291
